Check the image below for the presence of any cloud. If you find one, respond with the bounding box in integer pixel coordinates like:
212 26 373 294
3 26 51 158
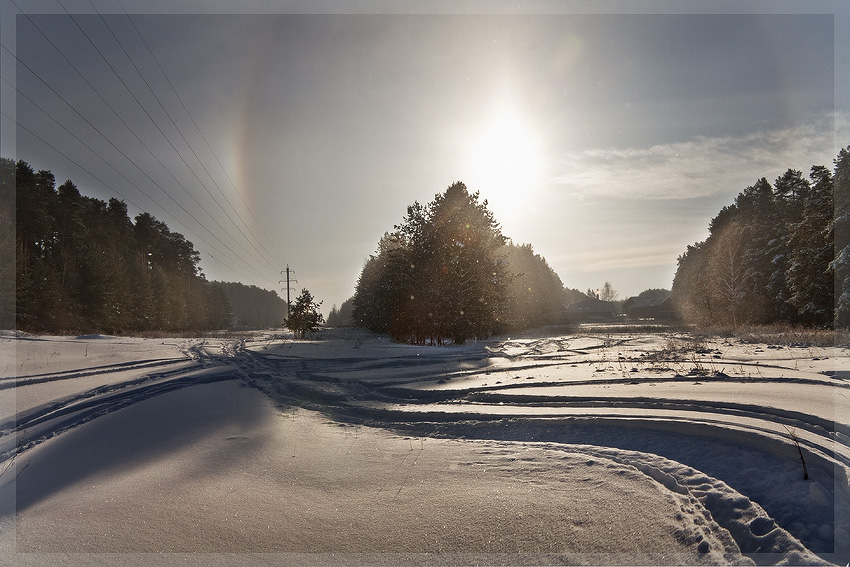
553 112 850 200
557 243 684 272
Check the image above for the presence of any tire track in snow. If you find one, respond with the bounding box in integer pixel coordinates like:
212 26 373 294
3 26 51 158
239 333 849 564
0 358 192 390
0 339 245 464
465 391 849 445
263 363 850 477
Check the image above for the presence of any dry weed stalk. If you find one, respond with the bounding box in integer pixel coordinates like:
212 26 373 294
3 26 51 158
782 425 809 480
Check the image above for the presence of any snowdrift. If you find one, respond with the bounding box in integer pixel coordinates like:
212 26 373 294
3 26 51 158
0 328 847 565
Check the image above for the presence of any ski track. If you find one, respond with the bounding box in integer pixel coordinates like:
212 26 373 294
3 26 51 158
0 337 246 459
2 331 848 565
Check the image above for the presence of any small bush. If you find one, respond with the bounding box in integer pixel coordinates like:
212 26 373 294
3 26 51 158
671 322 842 347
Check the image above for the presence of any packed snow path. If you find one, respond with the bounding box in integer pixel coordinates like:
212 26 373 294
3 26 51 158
1 329 848 565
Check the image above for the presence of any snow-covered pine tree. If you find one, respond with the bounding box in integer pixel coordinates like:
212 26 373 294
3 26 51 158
833 146 850 328
787 165 834 326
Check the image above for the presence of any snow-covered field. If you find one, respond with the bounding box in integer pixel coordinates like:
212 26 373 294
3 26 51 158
0 327 848 566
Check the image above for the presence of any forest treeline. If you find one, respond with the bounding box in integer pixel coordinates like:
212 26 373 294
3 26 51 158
6 146 847 337
334 239 585 333
212 281 286 328
672 145 849 328
348 182 584 344
1 158 283 334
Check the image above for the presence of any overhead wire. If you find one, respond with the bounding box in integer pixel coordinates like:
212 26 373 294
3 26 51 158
2 109 270 288
84 1 283 272
1 73 271 288
112 0 286 269
2 40 272 285
7 5 278 286
54 1 280 276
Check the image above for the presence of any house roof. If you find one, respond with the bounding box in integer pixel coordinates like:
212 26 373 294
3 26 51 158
566 298 616 313
629 296 670 309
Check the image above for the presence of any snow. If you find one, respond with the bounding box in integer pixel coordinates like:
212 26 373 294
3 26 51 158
0 328 848 565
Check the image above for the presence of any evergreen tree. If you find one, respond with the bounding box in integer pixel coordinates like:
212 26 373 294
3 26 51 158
674 148 846 328
738 177 784 323
286 288 323 339
326 297 354 327
15 161 60 331
9 157 232 333
424 183 508 343
203 284 233 330
787 166 833 326
501 242 570 330
212 281 285 328
351 251 390 334
834 146 850 327
53 181 87 329
764 170 809 322
352 182 508 344
0 158 13 329
637 288 671 299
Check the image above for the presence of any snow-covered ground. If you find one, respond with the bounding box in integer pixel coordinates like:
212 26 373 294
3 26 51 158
0 328 847 566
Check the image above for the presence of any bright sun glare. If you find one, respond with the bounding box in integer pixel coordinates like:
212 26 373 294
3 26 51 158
466 106 545 230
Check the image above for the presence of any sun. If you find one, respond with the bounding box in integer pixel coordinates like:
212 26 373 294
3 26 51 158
466 106 545 230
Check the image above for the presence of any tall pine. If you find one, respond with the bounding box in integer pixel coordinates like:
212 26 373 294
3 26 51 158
353 182 508 344
834 146 850 327
674 147 847 328
10 158 231 333
787 166 833 325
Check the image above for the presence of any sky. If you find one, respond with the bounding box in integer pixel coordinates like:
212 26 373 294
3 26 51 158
2 1 849 315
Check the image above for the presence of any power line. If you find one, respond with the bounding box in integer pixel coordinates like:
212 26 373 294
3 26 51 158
1 106 271 288
83 1 282 272
53 1 280 275
2 107 270 289
113 0 286 269
1 107 144 211
5 43 269 284
280 265 298 318
6 10 279 285
3 43 273 286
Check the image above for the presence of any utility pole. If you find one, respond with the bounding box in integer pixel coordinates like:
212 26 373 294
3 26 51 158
279 265 297 319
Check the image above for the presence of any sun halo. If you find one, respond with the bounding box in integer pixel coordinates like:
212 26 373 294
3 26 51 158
465 107 545 232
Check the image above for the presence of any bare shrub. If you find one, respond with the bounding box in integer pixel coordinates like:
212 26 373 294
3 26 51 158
682 323 838 347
